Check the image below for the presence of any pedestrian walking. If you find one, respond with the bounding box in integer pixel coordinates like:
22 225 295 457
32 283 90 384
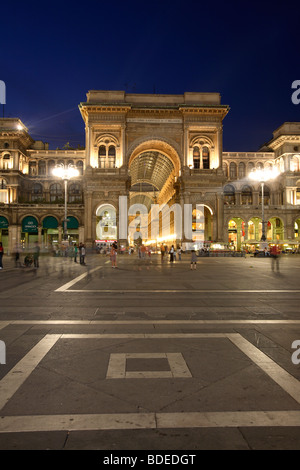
110 243 117 268
79 242 83 264
14 244 21 268
81 244 86 265
170 245 175 263
0 242 4 269
190 249 197 270
74 243 78 263
160 244 165 262
33 241 40 268
270 244 281 272
177 246 182 261
141 244 146 259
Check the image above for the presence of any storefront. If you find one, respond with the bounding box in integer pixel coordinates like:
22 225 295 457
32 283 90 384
42 216 59 248
21 216 38 248
0 216 9 250
64 216 79 244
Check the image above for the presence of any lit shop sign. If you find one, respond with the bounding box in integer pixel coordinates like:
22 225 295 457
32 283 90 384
0 216 9 229
22 217 38 233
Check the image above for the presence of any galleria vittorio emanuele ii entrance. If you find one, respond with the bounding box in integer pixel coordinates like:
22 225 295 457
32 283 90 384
0 89 294 254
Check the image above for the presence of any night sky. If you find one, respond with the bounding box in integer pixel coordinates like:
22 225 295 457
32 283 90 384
1 0 299 151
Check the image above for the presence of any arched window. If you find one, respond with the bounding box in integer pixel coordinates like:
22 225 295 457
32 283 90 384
238 162 245 179
248 162 255 175
257 162 264 170
291 156 300 172
2 153 12 170
76 160 84 175
68 183 82 203
98 146 106 168
38 160 46 176
241 185 252 205
31 183 43 202
50 183 62 203
202 146 210 169
98 145 116 168
0 178 7 189
0 178 8 203
29 161 37 176
193 147 200 169
229 162 237 180
224 184 236 205
108 146 116 168
48 160 56 176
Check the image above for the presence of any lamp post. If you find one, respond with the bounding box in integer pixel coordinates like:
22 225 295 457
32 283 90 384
52 163 79 241
249 167 279 242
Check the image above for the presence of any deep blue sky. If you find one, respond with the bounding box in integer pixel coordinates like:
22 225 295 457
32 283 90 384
1 0 299 151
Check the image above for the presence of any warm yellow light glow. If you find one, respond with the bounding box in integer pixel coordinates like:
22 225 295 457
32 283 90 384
52 164 79 179
249 167 280 182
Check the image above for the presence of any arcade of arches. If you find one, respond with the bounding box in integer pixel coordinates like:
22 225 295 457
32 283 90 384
228 217 286 251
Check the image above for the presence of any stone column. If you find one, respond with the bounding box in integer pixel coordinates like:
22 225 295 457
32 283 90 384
85 125 92 167
217 193 224 241
8 225 19 255
118 194 128 247
79 225 84 244
58 226 62 245
85 192 93 246
38 226 42 246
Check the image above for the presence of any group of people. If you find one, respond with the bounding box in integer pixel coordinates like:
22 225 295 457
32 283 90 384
13 242 40 268
73 243 86 265
160 244 182 263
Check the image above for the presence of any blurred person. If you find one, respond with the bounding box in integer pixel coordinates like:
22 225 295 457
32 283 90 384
270 244 281 272
33 241 40 268
190 250 197 270
160 243 165 262
110 243 117 268
170 245 175 263
74 243 78 263
81 244 86 265
0 242 3 269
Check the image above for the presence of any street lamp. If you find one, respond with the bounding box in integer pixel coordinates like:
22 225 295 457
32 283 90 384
249 167 279 241
52 163 79 240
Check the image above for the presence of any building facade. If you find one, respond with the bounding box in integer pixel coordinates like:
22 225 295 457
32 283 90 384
1 91 300 254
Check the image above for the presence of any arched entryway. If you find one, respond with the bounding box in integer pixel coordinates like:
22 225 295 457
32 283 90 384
192 205 213 249
42 216 58 248
228 217 245 250
266 217 284 242
128 140 181 247
21 215 39 248
0 215 9 250
96 204 117 248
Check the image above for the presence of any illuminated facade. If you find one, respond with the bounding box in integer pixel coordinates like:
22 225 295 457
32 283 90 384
1 92 300 253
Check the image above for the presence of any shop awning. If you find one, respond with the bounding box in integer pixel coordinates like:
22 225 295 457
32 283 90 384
22 216 38 233
0 216 9 229
43 216 58 229
62 216 79 229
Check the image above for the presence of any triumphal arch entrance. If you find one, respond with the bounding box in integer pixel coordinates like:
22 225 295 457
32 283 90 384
79 90 229 249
